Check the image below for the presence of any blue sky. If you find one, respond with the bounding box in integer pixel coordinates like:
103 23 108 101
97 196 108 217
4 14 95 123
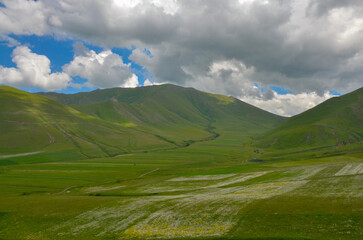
0 35 152 93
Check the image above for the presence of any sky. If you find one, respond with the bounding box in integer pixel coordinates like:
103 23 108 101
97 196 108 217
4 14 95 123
0 0 362 116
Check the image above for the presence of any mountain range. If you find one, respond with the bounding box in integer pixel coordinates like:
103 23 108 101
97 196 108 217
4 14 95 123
1 84 362 159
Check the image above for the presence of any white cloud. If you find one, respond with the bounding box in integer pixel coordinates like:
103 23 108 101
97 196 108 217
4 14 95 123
181 59 258 98
112 0 142 9
143 79 153 86
63 45 139 88
1 1 362 94
176 59 336 116
0 43 139 91
240 91 335 117
0 35 20 47
123 0 363 97
122 74 139 88
149 0 179 15
112 0 179 15
1 0 362 115
0 0 50 35
0 46 70 90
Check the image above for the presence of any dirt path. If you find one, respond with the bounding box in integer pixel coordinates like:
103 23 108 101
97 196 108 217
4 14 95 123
0 151 43 159
47 132 55 144
138 168 160 178
56 186 77 194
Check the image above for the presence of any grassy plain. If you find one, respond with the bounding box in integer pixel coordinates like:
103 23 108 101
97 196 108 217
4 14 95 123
0 128 362 240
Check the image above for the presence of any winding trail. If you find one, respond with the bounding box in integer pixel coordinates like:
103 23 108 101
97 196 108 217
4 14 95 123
56 186 77 194
0 151 43 159
138 168 160 178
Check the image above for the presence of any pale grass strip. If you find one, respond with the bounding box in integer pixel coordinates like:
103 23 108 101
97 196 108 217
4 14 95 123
205 171 268 188
168 174 236 181
0 151 43 159
335 163 363 176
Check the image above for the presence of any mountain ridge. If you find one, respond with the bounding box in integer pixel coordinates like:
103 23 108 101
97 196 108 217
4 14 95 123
38 83 286 133
0 84 285 161
2 83 362 158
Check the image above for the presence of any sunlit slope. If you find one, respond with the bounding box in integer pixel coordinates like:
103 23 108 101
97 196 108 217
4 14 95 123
1 84 285 160
255 87 363 149
0 86 173 157
39 84 286 138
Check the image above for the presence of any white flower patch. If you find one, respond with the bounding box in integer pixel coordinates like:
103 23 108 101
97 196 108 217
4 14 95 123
138 172 268 194
123 197 248 239
122 178 307 239
168 174 236 181
84 185 125 193
140 186 198 194
97 212 148 236
277 166 327 181
205 171 268 188
295 166 327 180
335 163 363 176
230 180 308 199
51 170 311 239
51 195 188 237
124 211 234 238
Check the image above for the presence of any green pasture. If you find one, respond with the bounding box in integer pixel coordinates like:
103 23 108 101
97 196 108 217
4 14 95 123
0 135 362 240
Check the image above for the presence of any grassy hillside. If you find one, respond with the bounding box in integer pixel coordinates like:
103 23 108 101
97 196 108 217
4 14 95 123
38 84 286 145
39 84 284 127
0 86 176 160
1 84 285 162
254 87 363 149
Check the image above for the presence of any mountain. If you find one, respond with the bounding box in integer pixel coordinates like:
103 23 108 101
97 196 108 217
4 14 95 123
0 86 176 159
0 84 285 160
254 87 363 149
39 84 283 125
38 84 286 136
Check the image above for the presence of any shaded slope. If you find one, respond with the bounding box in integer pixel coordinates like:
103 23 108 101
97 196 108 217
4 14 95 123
255 87 363 149
39 84 286 137
1 84 285 161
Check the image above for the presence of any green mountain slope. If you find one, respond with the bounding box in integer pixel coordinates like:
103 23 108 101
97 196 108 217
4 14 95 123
0 86 175 159
255 87 363 149
1 84 285 161
39 84 286 141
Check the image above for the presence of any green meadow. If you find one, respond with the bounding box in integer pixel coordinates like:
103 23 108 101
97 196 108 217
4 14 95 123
0 134 362 240
0 85 362 239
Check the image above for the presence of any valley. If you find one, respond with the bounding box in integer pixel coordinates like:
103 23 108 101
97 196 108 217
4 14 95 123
0 85 362 240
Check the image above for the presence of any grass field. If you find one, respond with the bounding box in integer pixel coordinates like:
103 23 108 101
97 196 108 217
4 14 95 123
0 129 362 240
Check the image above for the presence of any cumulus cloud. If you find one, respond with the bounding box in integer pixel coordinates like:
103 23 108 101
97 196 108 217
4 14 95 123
181 59 258 97
0 43 138 91
143 79 153 86
0 46 70 90
0 0 50 35
240 91 336 117
307 0 363 17
176 58 337 116
1 0 362 114
63 44 139 88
